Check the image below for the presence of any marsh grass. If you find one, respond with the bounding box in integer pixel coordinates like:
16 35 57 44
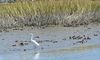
0 0 100 28
1 0 100 16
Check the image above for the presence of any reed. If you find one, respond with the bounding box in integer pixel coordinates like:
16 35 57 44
0 0 100 16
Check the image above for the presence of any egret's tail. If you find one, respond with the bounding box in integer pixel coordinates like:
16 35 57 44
31 40 40 46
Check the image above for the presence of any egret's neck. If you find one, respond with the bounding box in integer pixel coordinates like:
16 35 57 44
31 34 34 40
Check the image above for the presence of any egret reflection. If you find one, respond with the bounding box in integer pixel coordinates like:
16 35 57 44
33 52 40 60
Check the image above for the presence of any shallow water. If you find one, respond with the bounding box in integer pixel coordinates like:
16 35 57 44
0 47 100 60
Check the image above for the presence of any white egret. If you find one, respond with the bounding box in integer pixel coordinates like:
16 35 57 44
30 33 40 46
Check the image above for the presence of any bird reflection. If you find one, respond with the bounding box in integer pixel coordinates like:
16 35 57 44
33 52 40 60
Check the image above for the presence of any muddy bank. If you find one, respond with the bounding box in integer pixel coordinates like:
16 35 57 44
0 12 100 29
0 23 100 54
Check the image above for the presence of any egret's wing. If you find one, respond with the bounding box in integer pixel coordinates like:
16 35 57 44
31 40 40 46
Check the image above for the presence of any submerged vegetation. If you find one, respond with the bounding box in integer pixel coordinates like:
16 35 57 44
0 0 100 28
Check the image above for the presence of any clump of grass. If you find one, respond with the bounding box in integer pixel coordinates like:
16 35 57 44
0 0 100 28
